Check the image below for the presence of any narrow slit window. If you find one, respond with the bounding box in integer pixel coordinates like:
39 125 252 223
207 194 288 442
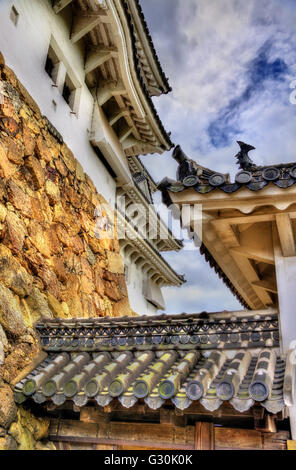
10 6 19 26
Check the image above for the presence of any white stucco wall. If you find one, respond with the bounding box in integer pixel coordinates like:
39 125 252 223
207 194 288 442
0 0 117 206
122 256 160 316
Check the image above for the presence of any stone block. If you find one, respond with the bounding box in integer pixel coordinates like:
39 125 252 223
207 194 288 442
35 136 52 162
5 211 27 252
0 143 15 178
28 221 52 258
45 179 60 205
75 159 85 181
61 145 76 173
113 298 132 317
107 251 124 274
26 286 53 322
0 384 17 429
7 180 32 218
2 135 24 165
47 293 70 319
0 245 32 297
25 155 45 189
0 284 26 336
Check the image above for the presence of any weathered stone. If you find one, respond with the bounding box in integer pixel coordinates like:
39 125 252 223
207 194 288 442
26 287 53 322
51 256 67 283
2 135 24 164
45 179 60 205
113 298 132 317
61 145 76 173
80 257 93 279
87 235 105 255
0 342 39 384
0 324 8 351
80 275 95 295
28 221 51 258
0 434 18 450
47 293 70 319
0 384 17 429
0 51 5 68
104 281 122 302
0 245 32 297
85 244 96 266
81 293 96 318
36 264 60 298
0 285 26 336
30 197 45 223
9 423 35 450
5 210 27 252
63 294 83 318
55 158 68 177
22 121 35 156
64 185 81 209
55 223 72 247
0 203 7 222
74 159 85 183
107 251 124 274
35 136 52 162
71 234 84 254
94 271 105 298
17 407 49 441
7 180 32 218
25 155 45 189
0 143 15 178
0 116 19 136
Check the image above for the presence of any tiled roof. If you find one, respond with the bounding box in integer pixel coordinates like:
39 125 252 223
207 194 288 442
14 312 285 414
121 0 174 150
159 143 296 196
14 349 285 414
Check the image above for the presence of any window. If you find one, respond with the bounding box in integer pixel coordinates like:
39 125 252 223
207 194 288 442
10 6 19 26
45 41 81 116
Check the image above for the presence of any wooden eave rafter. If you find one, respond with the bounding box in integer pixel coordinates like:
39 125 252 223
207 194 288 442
118 183 183 252
168 185 296 309
53 0 172 157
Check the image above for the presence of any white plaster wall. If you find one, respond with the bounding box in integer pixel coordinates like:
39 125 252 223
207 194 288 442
122 256 160 316
0 0 116 206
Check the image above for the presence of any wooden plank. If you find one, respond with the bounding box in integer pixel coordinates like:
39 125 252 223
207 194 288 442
230 246 275 265
252 278 277 294
195 422 214 450
71 14 102 43
85 47 118 74
53 0 73 14
215 427 263 450
276 213 296 257
49 419 195 449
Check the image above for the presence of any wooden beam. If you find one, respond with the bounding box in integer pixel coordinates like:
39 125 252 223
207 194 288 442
211 220 240 247
230 254 273 305
71 14 103 44
109 108 130 126
95 81 126 106
85 46 118 74
252 278 277 294
230 246 275 265
119 127 133 143
194 422 214 450
276 213 296 257
53 0 73 14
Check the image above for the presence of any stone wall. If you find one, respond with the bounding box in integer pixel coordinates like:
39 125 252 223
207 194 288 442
0 52 132 450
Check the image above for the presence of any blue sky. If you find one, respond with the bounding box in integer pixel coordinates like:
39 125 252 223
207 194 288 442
140 0 296 314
